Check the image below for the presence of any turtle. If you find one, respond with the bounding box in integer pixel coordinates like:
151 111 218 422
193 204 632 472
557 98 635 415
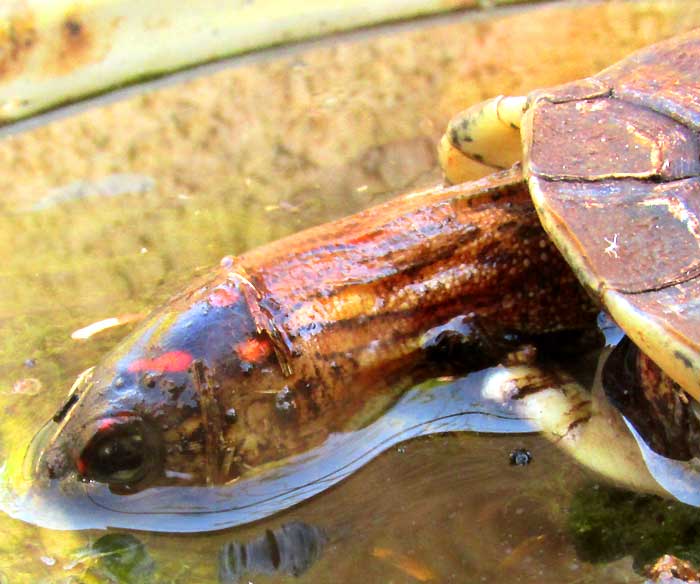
438 29 700 464
2 29 699 537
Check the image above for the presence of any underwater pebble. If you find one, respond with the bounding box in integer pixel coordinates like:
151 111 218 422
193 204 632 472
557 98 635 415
12 377 42 395
509 448 533 466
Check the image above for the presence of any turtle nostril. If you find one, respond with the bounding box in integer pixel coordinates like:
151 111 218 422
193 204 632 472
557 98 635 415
45 450 67 479
46 463 58 480
24 420 62 481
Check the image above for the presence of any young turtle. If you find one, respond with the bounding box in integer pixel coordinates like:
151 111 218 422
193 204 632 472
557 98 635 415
5 30 699 535
440 29 700 465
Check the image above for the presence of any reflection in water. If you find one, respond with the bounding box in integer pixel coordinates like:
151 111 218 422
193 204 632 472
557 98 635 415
82 533 155 583
0 366 538 532
5 327 694 541
5 321 697 538
598 322 700 508
219 522 327 583
622 421 700 509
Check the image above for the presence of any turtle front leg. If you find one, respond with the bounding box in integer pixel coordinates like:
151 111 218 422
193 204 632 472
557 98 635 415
439 95 526 184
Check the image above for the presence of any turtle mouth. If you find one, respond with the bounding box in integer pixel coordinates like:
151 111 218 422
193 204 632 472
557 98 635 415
26 366 99 482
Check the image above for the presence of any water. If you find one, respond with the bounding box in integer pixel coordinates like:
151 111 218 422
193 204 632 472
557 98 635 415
2 3 700 582
1 370 541 533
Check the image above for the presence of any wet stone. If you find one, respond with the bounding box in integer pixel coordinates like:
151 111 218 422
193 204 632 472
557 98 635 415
12 377 42 395
509 448 533 466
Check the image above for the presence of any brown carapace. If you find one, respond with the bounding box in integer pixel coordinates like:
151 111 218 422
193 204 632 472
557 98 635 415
442 30 700 463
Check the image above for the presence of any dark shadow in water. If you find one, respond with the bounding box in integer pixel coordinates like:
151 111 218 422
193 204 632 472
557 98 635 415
219 521 327 583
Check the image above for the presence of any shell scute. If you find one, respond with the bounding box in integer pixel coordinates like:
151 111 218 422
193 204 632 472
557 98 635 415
527 97 700 181
526 30 700 398
530 177 700 295
598 33 700 132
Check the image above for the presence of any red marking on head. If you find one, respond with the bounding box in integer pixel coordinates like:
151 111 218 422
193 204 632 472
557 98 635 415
98 418 117 432
235 337 273 363
76 457 87 476
127 350 193 373
208 285 241 308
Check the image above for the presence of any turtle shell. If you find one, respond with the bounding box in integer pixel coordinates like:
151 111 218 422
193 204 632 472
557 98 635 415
522 30 700 400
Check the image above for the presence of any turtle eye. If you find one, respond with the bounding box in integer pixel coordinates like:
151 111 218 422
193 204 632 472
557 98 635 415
78 419 150 485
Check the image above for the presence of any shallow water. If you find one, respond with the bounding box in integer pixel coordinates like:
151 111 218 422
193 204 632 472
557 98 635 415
2 2 700 582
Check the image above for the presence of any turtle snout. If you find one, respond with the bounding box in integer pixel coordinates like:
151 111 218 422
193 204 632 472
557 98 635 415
27 420 74 481
41 446 72 480
22 419 61 480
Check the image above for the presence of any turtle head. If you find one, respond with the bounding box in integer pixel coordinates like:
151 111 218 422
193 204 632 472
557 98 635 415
35 349 200 494
32 273 285 494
